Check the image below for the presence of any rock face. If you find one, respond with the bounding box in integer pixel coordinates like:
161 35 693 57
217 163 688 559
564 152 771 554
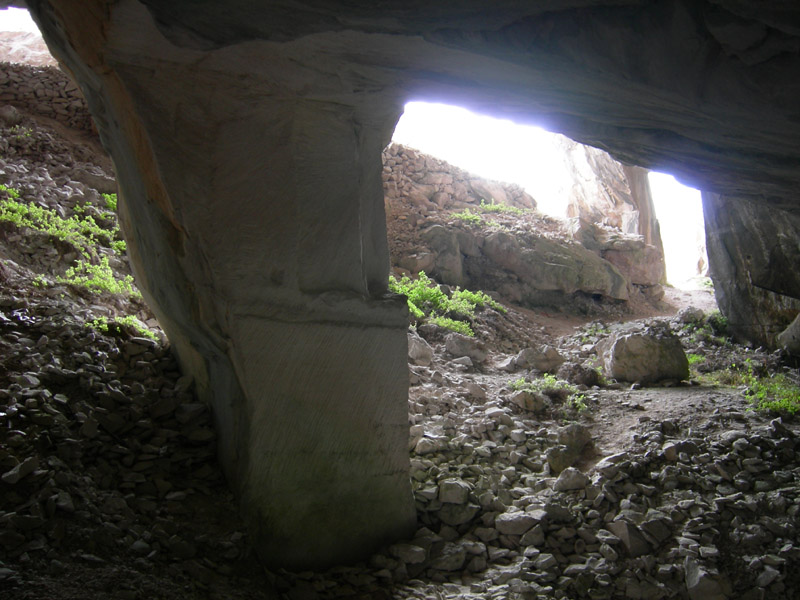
23 0 800 569
703 193 800 348
561 138 665 258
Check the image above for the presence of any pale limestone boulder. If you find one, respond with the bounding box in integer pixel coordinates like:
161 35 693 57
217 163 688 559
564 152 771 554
445 333 488 363
777 313 800 355
599 327 689 383
408 331 434 366
515 346 565 373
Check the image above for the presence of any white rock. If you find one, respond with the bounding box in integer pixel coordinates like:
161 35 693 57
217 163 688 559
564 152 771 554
553 467 589 491
408 331 434 366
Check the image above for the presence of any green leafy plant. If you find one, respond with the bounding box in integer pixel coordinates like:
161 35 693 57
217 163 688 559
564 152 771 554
737 360 800 414
0 194 125 258
59 257 139 297
9 125 32 140
699 359 800 414
569 394 588 412
452 208 483 225
687 353 705 366
102 193 118 211
579 322 610 344
510 374 586 409
431 316 474 336
706 310 729 337
479 198 525 216
88 315 156 340
388 271 505 336
0 183 20 199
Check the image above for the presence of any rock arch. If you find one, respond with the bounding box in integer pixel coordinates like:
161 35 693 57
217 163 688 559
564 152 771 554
20 0 800 568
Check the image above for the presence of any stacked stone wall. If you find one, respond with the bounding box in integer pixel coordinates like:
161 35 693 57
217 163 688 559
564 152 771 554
0 62 93 132
383 143 537 213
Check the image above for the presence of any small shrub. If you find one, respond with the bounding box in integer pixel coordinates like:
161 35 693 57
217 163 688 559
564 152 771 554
452 208 483 225
59 257 139 297
706 310 729 336
687 353 705 366
0 195 126 258
511 375 587 410
88 315 156 340
388 271 504 336
431 316 474 336
103 193 118 211
479 198 524 216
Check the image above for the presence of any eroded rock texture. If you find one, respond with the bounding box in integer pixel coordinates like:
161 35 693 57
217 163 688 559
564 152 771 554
19 0 800 567
704 193 800 348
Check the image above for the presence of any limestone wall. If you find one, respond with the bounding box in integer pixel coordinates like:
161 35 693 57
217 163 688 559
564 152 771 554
0 62 93 132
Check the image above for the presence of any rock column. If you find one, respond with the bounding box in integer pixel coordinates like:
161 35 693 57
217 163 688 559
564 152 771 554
29 0 416 569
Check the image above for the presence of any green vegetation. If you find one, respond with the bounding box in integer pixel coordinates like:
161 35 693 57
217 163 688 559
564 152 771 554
510 374 587 411
388 271 505 336
687 353 705 367
580 323 610 344
452 208 483 225
742 370 800 414
9 125 32 140
102 193 117 211
699 358 800 415
452 199 526 226
88 315 157 340
0 184 134 297
431 316 474 337
706 310 729 336
479 198 525 216
0 191 125 258
682 311 731 346
59 257 138 297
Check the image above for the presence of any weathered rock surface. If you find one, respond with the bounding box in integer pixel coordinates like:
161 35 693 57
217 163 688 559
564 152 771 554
704 192 800 348
561 137 665 259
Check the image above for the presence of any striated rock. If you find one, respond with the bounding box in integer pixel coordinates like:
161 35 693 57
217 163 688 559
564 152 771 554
704 193 800 348
481 230 629 305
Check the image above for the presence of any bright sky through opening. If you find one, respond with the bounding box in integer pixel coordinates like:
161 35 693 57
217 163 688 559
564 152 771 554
392 101 707 288
0 7 37 32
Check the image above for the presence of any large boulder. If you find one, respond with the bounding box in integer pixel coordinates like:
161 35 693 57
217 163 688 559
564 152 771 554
598 326 689 384
480 230 629 305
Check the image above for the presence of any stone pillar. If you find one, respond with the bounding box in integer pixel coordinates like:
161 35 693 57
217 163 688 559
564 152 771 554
30 0 416 569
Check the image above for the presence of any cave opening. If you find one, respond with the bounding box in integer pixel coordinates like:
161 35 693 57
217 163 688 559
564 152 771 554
391 100 709 291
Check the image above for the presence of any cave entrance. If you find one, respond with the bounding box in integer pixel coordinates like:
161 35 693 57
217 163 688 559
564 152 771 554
391 100 709 290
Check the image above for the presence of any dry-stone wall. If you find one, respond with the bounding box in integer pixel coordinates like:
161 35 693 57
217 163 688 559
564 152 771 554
0 62 92 132
383 143 537 214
